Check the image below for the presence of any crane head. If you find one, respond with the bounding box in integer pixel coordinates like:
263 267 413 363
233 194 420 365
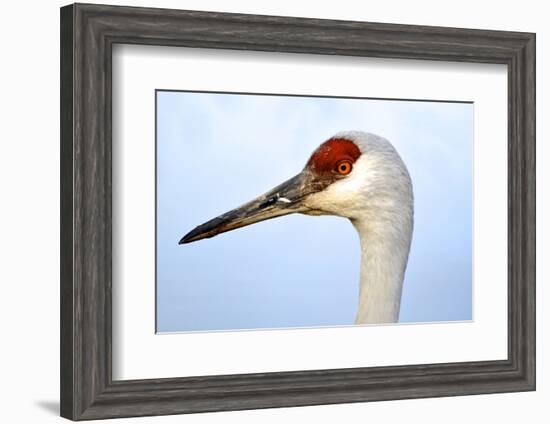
179 131 411 244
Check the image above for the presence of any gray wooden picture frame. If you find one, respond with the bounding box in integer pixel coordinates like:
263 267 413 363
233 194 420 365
60 3 536 421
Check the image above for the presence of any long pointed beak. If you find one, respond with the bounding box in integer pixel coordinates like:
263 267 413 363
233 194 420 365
179 172 312 244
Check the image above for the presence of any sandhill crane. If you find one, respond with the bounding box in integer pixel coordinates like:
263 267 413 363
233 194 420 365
180 131 414 324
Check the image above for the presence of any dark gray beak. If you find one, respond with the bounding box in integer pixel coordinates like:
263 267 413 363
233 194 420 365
179 172 312 244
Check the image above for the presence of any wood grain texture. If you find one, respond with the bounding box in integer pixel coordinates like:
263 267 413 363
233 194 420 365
60 4 74 419
60 3 536 420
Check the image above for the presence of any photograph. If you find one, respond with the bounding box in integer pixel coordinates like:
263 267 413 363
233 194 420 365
156 90 473 333
49 1 537 421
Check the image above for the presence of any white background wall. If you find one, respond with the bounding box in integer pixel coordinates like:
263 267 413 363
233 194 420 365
0 0 546 422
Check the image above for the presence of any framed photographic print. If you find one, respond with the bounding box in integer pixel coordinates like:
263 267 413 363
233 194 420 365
60 3 535 420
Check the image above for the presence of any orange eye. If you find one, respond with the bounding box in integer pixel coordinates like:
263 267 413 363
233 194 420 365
336 160 352 175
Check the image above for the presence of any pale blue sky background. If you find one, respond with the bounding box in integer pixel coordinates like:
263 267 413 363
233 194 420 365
156 91 472 332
